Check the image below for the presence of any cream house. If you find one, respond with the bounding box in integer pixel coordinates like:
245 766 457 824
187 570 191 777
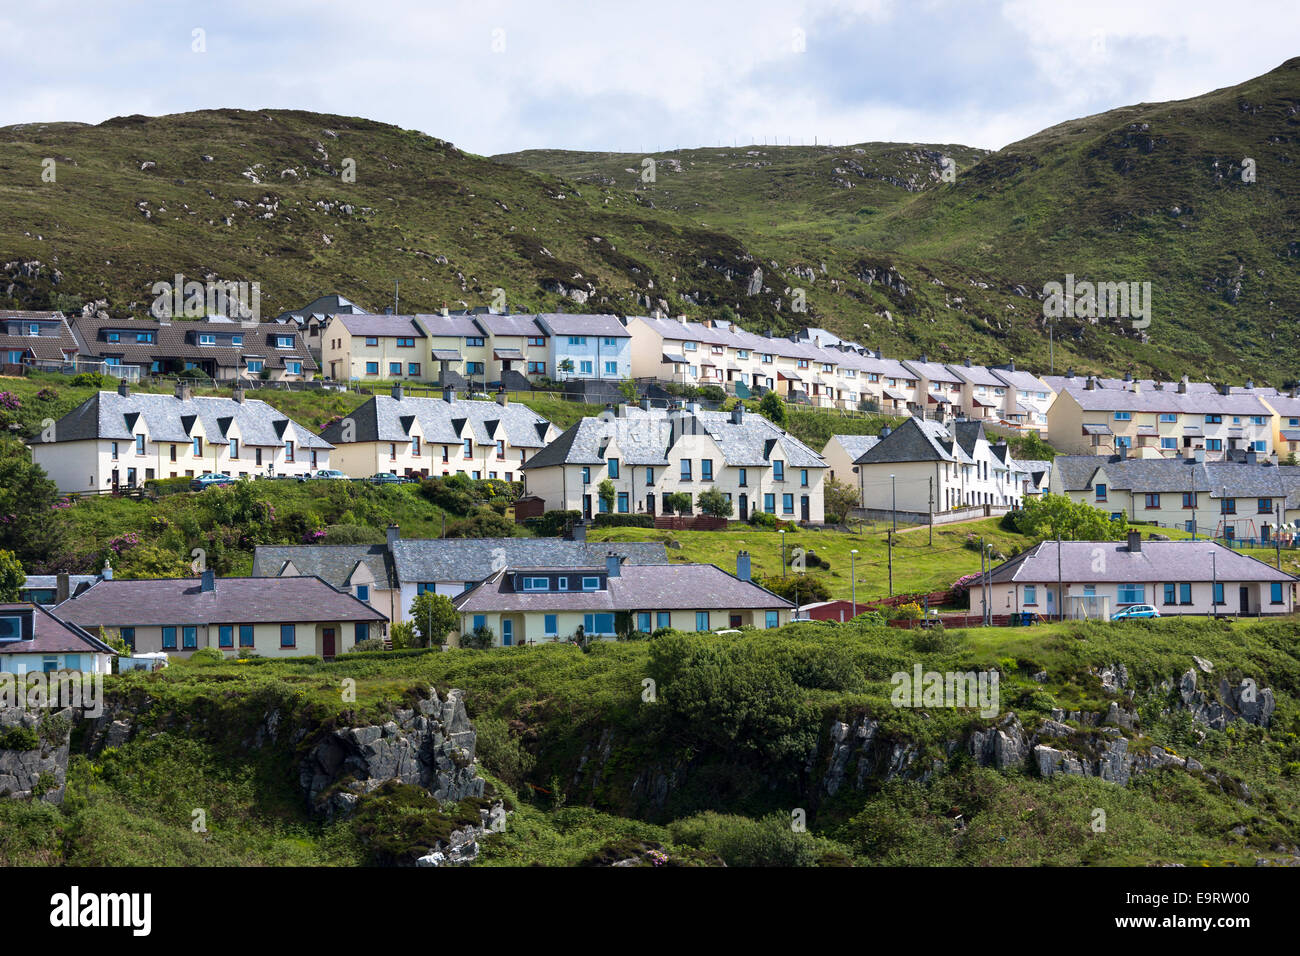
30 380 331 492
320 313 428 383
319 384 557 480
521 402 828 522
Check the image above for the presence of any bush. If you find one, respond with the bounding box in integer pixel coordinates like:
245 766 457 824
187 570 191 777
352 638 386 652
525 510 583 537
760 574 831 604
322 524 385 545
473 716 536 790
0 726 40 751
697 487 734 518
70 372 112 388
389 621 418 649
187 647 226 665
445 508 517 538
418 476 475 515
749 510 778 528
669 811 845 867
891 602 924 621
461 625 496 649
592 514 654 528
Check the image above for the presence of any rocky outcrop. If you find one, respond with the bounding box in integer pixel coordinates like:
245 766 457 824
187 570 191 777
0 707 72 804
1178 669 1274 730
299 687 485 818
415 801 505 867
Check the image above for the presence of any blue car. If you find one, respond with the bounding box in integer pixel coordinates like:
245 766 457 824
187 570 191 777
1111 604 1160 621
190 473 235 491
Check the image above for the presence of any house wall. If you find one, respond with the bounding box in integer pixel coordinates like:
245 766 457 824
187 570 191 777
549 334 631 381
109 619 379 658
968 579 1293 618
0 652 113 675
458 605 791 646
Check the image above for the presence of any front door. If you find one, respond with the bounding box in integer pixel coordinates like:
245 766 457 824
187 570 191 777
646 493 655 515
801 495 810 521
1239 586 1250 616
739 494 748 521
502 619 513 646
322 627 336 659
583 495 592 520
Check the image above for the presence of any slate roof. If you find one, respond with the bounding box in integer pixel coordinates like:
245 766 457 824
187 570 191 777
1060 385 1270 415
392 538 669 583
854 417 973 465
476 314 543 337
828 434 881 460
252 544 398 589
276 294 368 322
1052 455 1300 498
991 366 1050 392
0 603 117 656
453 563 792 613
53 576 388 627
415 314 485 338
947 362 1005 387
534 313 629 338
0 312 80 362
902 359 962 384
70 316 317 373
318 395 554 448
43 390 331 449
982 540 1295 585
337 314 426 338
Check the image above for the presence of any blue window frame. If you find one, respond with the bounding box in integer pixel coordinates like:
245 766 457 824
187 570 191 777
366 361 379 375
1159 413 1177 423
656 611 671 629
389 362 401 376
544 614 558 636
645 467 654 486
636 612 651 632
1271 582 1284 604
701 459 713 481
773 461 784 481
1179 583 1192 604
680 459 691 480
617 492 629 513
1163 583 1176 605
695 611 710 632
1114 411 1131 420
738 468 747 487
472 614 486 633
1213 582 1225 605
1095 483 1107 500
583 613 615 634
607 457 619 478
1117 584 1144 604
1024 586 1037 605
120 627 135 651
416 582 437 595
182 626 198 649
765 610 779 628
162 626 177 649
218 625 234 648
354 622 368 645
356 584 369 602
239 624 254 647
801 469 808 487
764 493 775 512
782 493 794 514
280 624 296 648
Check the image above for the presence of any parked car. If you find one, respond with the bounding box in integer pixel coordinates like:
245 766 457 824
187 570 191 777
1111 604 1160 621
298 469 348 482
190 473 235 491
368 472 413 484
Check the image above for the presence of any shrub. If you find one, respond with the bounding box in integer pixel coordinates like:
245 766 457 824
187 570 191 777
0 726 40 751
526 510 582 537
389 621 418 649
187 647 226 665
592 514 654 528
697 487 734 518
760 574 831 604
322 524 385 545
445 508 517 538
473 716 536 790
70 372 112 388
461 625 496 649
669 811 845 867
352 638 386 652
749 510 778 528
891 602 924 621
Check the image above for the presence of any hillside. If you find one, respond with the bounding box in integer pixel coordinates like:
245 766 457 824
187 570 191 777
1 60 1297 387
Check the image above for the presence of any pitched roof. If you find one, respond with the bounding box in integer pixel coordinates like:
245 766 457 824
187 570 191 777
392 538 669 583
827 434 881 460
534 313 629 337
0 603 117 656
70 316 316 372
318 394 554 448
336 314 426 338
1060 384 1270 415
453 563 792 613
251 544 397 589
0 312 81 362
44 390 330 448
854 417 972 465
54 576 387 627
983 540 1295 585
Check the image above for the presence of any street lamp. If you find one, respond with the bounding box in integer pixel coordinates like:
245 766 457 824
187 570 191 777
890 474 897 533
850 549 858 618
780 529 787 578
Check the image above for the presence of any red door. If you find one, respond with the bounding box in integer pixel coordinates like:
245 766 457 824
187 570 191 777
322 627 336 659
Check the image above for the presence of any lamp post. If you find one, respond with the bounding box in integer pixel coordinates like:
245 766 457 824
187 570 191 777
780 529 787 578
890 473 897 533
850 549 858 618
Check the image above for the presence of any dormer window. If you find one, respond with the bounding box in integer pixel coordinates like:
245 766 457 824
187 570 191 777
231 334 242 346
581 576 601 591
276 336 293 349
107 332 120 343
522 577 550 592
199 333 216 346
0 610 31 642
136 332 154 343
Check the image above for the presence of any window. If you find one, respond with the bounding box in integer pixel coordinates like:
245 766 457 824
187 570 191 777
607 457 619 478
472 615 486 634
408 363 420 376
557 577 568 591
523 577 550 591
389 362 401 376
1095 483 1107 501
680 459 692 481
1205 414 1222 424
701 459 713 481
527 336 545 347
467 362 485 375
135 434 145 455
365 361 379 375
416 582 436 595
1183 492 1195 508
765 610 779 628
356 584 370 602
656 611 671 629
1206 438 1222 451
636 612 651 632
1024 586 1038 605
1213 582 1225 605
1253 440 1267 452
1117 584 1144 604
1258 498 1273 514
137 331 155 343
276 336 293 349
800 469 809 487
583 613 615 635
1163 584 1177 606
365 336 379 347
466 336 485 347
199 333 216 346
219 625 234 648
280 624 296 648
354 622 368 645
162 626 177 650
782 493 794 514
1161 437 1177 450
617 492 629 513
581 466 590 485
247 359 264 373
764 493 775 512
1115 436 1132 449
695 611 710 632
1221 498 1236 515
1114 411 1131 421
182 626 197 649
604 361 618 376
582 577 601 591
738 468 747 487
1179 583 1192 605
229 438 239 459
285 440 295 462
773 461 784 481
567 336 586 346
1271 581 1284 605
645 467 654 486
396 337 415 348
239 625 254 647
1144 493 1160 509
683 341 698 351
579 360 593 375
411 436 421 456
1158 413 1177 423
463 438 473 457
106 331 120 342
528 361 546 374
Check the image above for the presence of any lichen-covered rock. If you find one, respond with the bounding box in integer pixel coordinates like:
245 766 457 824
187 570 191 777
1178 670 1274 730
0 706 72 804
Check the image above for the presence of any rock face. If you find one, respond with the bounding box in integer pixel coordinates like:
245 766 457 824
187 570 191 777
1178 669 1274 730
298 687 485 818
0 707 72 804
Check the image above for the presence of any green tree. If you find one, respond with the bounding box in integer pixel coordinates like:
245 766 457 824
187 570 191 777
0 549 23 602
389 620 418 649
597 478 616 513
1013 492 1125 541
409 592 458 647
557 358 575 380
0 458 62 564
663 491 693 515
618 379 639 404
1008 430 1057 461
758 391 787 428
697 486 734 518
823 477 859 524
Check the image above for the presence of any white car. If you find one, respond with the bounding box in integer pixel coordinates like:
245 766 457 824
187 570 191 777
299 469 348 481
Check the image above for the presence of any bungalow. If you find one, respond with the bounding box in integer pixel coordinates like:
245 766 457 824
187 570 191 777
30 380 332 492
452 553 793 646
53 571 387 659
970 533 1297 619
0 603 117 675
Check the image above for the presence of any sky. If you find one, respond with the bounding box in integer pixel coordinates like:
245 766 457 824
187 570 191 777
1 0 1297 155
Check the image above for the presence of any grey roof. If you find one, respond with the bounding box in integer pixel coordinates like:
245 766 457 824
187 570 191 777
984 540 1295 585
1053 455 1300 498
0 603 117 656
947 363 1005 387
392 538 668 583
415 314 485 338
276 294 368 321
453 563 792 613
855 416 973 465
252 544 397 589
54 576 387 627
522 408 825 471
476 314 543 337
827 434 880 460
991 366 1050 392
319 394 555 448
534 313 629 338
337 314 426 338
902 359 962 384
1060 385 1271 415
45 390 331 448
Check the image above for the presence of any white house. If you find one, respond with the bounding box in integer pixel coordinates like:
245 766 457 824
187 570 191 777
0 603 117 675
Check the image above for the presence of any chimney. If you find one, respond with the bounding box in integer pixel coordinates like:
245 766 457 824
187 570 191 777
117 379 129 397
56 573 70 604
200 569 216 592
1116 443 1127 460
880 426 891 438
1217 383 1231 396
386 524 400 552
920 353 928 363
496 387 508 407
101 559 113 581
391 383 404 401
766 328 773 338
736 550 751 582
1246 450 1258 465
1066 367 1075 378
1246 379 1254 390
605 553 621 578
174 380 193 402
731 403 744 425
1085 376 1097 390
1123 371 1132 382
1126 530 1142 553
231 383 244 404
964 357 972 367
1007 360 1016 372
441 306 449 317
640 397 651 412
571 521 587 543
1194 448 1206 463
442 386 454 403
1177 378 1187 394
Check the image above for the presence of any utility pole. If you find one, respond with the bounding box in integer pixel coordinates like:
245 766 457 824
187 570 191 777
1211 552 1218 618
887 530 893 597
891 473 897 534
850 549 858 619
980 537 987 626
1277 503 1283 570
394 280 399 315
1056 533 1063 622
928 475 934 547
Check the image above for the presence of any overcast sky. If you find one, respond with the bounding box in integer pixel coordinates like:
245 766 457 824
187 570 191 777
2 0 1296 155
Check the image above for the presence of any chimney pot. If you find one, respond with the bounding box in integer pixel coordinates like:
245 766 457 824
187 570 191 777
605 553 621 578
101 560 113 581
1126 530 1142 553
200 569 215 592
736 550 752 582
56 573 70 604
442 386 454 403
117 379 129 397
386 524 400 552
392 383 404 401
